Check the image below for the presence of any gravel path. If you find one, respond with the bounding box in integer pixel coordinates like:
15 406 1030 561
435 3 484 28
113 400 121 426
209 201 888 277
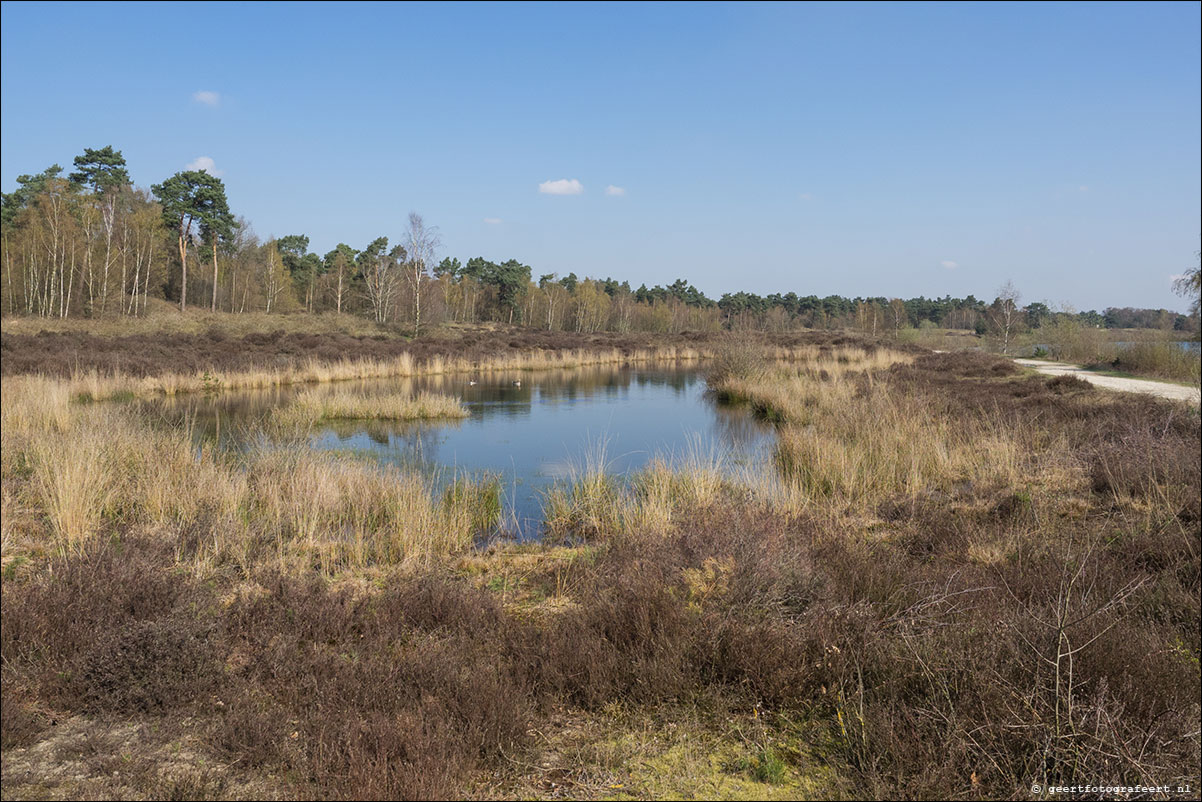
1014 359 1201 405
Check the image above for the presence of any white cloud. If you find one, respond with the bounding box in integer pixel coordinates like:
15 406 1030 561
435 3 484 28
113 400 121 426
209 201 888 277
483 217 502 225
192 90 220 107
798 192 814 201
1078 185 1089 192
538 178 583 195
940 260 959 270
605 185 626 196
185 156 223 177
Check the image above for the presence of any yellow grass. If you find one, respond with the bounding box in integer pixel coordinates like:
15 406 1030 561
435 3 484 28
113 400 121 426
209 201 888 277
50 341 862 403
62 346 719 402
771 385 1023 508
274 389 470 428
543 434 733 538
711 347 1031 512
0 380 496 574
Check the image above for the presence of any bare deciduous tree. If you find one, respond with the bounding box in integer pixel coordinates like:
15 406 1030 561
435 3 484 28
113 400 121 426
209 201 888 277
888 298 907 338
1173 251 1200 318
261 239 289 314
403 212 440 337
990 280 1022 355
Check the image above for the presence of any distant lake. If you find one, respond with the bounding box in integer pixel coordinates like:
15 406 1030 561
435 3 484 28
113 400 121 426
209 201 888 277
1112 341 1201 352
1029 340 1201 355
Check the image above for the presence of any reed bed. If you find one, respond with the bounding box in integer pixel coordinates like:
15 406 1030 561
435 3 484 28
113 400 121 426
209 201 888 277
1007 322 1201 384
53 342 859 403
63 346 714 402
274 389 469 428
1107 340 1201 384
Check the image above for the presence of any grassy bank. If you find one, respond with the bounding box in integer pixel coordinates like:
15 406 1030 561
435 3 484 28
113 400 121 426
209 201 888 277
42 339 879 404
2 343 1199 800
58 345 712 402
0 377 495 573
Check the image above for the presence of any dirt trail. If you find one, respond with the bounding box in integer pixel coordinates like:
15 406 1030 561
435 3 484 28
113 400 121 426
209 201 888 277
1014 359 1201 404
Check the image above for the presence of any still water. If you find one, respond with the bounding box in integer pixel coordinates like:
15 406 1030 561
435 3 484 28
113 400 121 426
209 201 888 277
165 364 773 538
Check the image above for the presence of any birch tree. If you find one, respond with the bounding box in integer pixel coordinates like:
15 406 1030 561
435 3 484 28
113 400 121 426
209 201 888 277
403 212 440 336
359 237 400 323
989 280 1022 354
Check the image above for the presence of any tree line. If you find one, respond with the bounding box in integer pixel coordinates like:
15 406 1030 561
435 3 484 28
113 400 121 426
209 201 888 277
3 145 1197 337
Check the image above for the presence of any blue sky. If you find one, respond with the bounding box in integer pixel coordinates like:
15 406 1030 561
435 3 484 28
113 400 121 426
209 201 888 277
2 1 1199 312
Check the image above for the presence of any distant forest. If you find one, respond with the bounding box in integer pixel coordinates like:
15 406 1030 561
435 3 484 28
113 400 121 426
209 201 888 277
3 146 1197 336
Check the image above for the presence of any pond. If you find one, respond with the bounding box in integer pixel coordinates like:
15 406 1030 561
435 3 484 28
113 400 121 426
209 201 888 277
159 364 774 539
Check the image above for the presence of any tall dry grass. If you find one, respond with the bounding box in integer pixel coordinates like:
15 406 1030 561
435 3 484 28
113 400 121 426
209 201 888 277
543 435 733 539
64 345 715 402
273 389 469 428
711 347 1033 512
771 382 1024 508
55 340 854 403
0 378 495 574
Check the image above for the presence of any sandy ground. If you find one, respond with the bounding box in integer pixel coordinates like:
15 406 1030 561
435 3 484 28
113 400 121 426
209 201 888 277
1014 359 1201 405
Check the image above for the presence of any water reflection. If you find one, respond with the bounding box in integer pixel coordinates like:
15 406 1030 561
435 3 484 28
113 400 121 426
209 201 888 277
152 363 772 538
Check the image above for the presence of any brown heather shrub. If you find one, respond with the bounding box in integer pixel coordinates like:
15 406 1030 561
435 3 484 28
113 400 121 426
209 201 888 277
1046 373 1094 394
373 571 507 636
77 616 218 714
2 552 535 799
1 540 187 677
904 349 1019 379
3 496 1199 799
0 325 838 380
0 540 222 723
1089 431 1201 516
214 571 532 799
0 687 47 750
537 554 698 705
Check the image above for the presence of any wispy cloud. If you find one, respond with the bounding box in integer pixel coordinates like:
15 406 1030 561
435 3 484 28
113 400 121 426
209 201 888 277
798 192 814 201
483 217 502 225
185 156 223 177
605 185 626 196
538 178 583 195
940 260 959 270
1078 185 1089 192
192 90 220 107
